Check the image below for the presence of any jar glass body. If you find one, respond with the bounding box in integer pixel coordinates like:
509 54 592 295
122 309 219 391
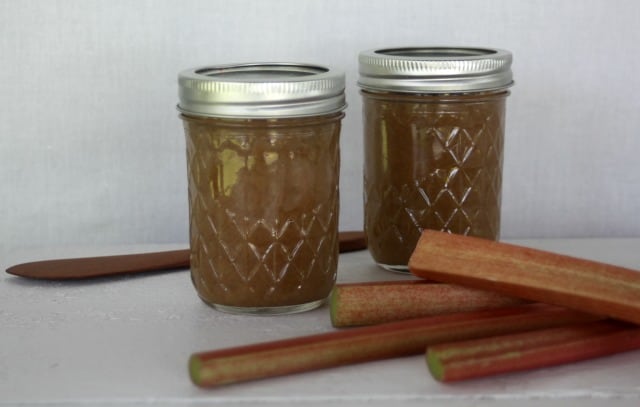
362 90 508 271
181 112 343 314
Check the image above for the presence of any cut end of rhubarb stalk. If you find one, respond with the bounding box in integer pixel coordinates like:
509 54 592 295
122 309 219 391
426 351 445 381
328 287 341 326
189 354 203 387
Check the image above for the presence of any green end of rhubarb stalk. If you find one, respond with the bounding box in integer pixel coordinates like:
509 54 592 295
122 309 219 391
188 354 202 386
329 287 340 327
426 349 444 381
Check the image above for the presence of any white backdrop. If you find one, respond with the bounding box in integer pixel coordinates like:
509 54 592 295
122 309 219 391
2 0 639 256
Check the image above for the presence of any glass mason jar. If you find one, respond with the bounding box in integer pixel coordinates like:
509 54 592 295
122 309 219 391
177 63 346 314
358 47 513 272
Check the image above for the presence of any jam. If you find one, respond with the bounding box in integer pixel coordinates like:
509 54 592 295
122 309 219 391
182 114 342 311
178 63 346 313
362 91 507 268
358 47 513 271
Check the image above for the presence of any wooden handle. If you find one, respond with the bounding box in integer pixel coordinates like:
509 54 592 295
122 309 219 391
6 249 191 280
6 231 367 280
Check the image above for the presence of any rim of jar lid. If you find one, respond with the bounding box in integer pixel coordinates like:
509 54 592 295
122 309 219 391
177 62 347 118
358 46 514 93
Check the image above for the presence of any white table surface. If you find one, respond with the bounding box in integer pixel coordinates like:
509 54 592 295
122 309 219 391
2 239 640 406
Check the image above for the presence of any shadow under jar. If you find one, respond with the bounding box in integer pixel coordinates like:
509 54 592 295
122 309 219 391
358 47 514 272
178 63 346 314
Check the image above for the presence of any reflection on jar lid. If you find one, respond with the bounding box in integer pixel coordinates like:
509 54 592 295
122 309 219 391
178 63 346 118
358 47 513 93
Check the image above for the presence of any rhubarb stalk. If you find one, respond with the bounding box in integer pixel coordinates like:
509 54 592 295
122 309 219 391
330 280 526 327
189 304 597 387
409 230 640 325
427 320 640 382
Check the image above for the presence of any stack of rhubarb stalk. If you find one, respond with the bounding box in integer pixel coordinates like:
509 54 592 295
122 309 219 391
189 230 640 387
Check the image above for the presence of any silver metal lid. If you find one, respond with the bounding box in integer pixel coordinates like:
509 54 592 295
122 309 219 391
178 63 346 118
358 47 513 93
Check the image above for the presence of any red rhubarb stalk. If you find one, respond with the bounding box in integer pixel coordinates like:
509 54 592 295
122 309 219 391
189 304 597 387
409 230 640 325
330 280 526 327
427 320 640 382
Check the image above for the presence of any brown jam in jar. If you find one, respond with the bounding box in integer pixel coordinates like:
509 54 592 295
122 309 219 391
178 63 346 314
358 47 513 271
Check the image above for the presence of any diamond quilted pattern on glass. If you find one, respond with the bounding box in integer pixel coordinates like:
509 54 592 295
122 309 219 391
183 116 341 310
364 93 506 267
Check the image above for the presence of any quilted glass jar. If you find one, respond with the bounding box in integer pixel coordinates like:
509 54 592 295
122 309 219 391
358 47 513 271
178 63 346 314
